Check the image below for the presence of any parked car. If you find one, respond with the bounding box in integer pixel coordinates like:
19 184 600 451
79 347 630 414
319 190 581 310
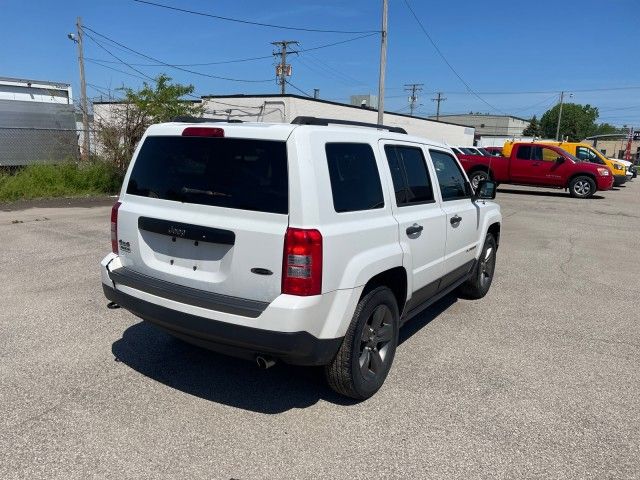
458 142 613 198
459 147 483 156
611 158 634 181
483 146 504 156
535 141 628 187
476 147 495 156
100 116 502 400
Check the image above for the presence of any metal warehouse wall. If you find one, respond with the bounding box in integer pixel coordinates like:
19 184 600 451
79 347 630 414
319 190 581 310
202 95 474 145
0 100 77 166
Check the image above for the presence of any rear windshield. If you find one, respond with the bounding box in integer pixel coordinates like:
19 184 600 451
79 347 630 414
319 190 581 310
126 136 288 214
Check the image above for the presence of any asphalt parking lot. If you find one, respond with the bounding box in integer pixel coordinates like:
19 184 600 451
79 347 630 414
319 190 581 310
1 184 639 480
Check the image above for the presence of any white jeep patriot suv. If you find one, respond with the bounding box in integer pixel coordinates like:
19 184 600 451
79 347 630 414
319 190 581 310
101 116 502 400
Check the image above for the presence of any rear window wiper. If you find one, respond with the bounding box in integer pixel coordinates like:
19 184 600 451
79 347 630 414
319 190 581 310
181 187 231 198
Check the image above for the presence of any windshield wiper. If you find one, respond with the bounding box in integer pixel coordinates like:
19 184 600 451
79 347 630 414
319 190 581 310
181 187 231 198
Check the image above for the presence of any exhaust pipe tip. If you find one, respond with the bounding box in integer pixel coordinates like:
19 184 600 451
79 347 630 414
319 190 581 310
256 355 276 370
107 301 120 310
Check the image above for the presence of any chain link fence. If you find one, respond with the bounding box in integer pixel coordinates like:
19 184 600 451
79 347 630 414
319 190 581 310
0 126 102 175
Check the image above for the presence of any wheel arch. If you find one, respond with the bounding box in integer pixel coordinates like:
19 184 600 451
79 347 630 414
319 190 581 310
567 172 598 191
487 222 501 248
360 267 408 317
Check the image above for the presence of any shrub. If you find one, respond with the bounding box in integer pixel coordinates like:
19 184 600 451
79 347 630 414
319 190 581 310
0 161 123 202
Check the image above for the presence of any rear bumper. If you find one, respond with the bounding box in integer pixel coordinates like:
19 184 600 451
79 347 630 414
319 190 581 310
103 284 342 366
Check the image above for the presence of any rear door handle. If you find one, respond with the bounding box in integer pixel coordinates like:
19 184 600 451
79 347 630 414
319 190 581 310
406 224 424 236
450 215 462 226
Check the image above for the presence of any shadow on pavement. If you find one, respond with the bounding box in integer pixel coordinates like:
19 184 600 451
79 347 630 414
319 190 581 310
498 188 605 200
112 295 454 413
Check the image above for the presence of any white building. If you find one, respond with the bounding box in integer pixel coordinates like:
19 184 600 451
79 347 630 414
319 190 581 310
0 76 76 166
200 94 475 145
427 114 530 137
0 77 72 104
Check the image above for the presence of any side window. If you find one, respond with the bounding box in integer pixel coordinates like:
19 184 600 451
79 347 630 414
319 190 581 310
325 143 384 213
384 145 434 206
577 146 604 165
516 145 532 160
575 146 590 161
541 147 561 162
430 150 472 201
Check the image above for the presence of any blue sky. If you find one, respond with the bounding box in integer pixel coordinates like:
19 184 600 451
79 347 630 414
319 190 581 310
2 0 640 126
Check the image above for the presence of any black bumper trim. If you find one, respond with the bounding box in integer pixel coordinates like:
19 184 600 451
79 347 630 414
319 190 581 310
103 284 342 366
613 175 627 186
108 267 268 318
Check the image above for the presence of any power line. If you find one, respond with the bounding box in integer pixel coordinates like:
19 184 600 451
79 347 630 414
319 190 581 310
86 58 152 82
132 0 380 34
83 30 158 82
84 54 273 67
444 86 640 95
285 79 312 97
84 25 274 83
403 0 506 115
83 32 379 68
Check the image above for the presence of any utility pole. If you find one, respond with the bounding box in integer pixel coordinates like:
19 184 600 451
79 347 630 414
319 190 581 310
432 92 446 120
70 17 90 160
272 40 298 95
404 83 423 116
555 91 572 141
377 0 388 125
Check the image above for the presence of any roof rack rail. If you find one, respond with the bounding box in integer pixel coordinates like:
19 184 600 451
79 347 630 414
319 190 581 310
170 115 243 123
291 116 407 134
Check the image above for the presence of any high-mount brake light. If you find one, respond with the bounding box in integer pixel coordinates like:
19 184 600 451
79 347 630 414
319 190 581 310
282 228 323 296
110 201 122 254
182 127 225 137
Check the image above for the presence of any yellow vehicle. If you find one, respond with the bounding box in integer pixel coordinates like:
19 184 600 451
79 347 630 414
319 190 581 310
534 141 627 186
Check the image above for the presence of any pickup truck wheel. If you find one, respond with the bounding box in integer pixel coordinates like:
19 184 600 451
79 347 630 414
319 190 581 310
324 286 399 400
457 233 497 300
569 176 596 198
469 170 489 190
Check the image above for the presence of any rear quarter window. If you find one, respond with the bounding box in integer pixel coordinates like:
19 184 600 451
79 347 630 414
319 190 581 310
126 136 288 214
325 143 384 213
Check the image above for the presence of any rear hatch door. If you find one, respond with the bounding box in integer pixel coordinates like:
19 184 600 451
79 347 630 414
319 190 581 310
116 131 289 304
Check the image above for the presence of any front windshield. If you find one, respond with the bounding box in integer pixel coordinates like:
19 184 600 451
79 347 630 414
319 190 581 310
461 148 477 155
566 152 581 163
478 148 492 156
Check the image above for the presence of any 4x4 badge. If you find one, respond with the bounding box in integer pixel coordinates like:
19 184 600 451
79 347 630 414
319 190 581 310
118 240 131 253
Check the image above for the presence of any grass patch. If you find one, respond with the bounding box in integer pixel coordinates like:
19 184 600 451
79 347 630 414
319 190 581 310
0 162 123 202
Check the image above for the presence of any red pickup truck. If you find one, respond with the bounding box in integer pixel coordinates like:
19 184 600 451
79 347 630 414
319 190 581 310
456 143 614 198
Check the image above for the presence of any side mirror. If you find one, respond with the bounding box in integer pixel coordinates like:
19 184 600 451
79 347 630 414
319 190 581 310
473 179 497 200
556 156 565 163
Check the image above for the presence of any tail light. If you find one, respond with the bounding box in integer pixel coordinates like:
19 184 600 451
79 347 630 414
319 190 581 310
282 228 322 296
110 201 122 254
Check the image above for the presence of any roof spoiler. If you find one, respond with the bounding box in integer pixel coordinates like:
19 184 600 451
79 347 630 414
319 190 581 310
291 116 407 134
170 115 243 124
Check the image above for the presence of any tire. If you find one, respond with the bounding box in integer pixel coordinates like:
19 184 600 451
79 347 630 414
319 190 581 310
325 286 399 400
457 233 497 300
469 170 490 190
569 176 596 198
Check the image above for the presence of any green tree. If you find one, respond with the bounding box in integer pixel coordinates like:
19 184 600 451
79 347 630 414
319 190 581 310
590 122 622 137
539 103 599 141
122 74 203 123
522 115 540 137
95 74 203 169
